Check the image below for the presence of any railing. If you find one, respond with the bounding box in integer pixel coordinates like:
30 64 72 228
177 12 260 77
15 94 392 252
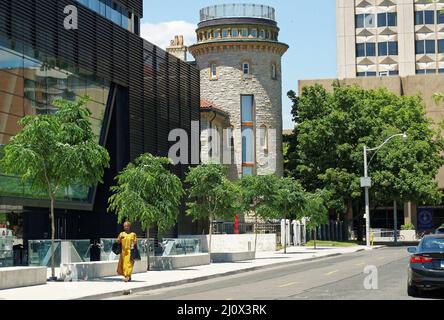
28 239 92 267
160 238 202 256
306 220 347 242
212 221 280 235
200 4 276 22
0 236 15 267
100 238 155 261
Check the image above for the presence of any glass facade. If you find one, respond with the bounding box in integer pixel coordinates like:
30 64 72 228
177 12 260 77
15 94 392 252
378 41 398 56
76 0 133 32
356 14 376 28
0 40 109 202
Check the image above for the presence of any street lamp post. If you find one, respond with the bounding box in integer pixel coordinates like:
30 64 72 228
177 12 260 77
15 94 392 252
362 133 407 247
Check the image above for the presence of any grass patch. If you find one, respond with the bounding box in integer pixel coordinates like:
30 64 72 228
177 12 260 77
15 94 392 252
305 240 359 247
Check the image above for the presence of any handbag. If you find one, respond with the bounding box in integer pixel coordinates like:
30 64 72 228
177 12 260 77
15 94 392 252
131 246 141 261
112 241 122 255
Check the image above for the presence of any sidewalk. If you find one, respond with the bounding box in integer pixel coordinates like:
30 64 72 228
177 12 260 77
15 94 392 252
0 245 383 300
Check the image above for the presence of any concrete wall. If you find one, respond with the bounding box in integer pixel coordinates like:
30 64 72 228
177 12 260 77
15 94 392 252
0 267 47 290
211 251 255 263
180 234 276 253
298 75 444 189
60 254 211 280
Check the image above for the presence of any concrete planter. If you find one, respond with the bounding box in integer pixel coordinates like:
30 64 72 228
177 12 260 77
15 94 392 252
211 251 256 263
60 254 211 280
400 230 417 242
0 267 47 290
180 234 276 253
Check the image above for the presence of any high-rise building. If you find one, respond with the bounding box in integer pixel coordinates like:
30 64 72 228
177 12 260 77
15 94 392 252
337 0 444 79
0 0 201 253
189 4 289 178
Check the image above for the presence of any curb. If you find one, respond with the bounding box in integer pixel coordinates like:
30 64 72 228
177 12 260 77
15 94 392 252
76 247 373 300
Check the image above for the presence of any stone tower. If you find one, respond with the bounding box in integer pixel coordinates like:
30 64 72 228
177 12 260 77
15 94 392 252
166 35 188 61
189 4 288 178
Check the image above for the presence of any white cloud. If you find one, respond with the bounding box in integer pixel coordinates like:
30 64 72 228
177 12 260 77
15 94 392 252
140 21 196 50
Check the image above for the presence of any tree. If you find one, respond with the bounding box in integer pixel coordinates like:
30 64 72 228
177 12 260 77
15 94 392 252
273 177 307 253
185 164 240 256
286 84 444 230
108 153 184 271
238 174 280 254
0 97 110 279
301 190 329 249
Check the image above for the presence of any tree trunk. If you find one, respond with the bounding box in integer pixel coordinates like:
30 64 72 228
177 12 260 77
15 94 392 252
284 217 287 254
209 214 213 259
314 227 317 249
146 228 150 271
50 194 56 280
254 215 258 254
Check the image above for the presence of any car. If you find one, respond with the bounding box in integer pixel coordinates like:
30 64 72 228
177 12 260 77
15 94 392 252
407 234 444 297
435 224 444 235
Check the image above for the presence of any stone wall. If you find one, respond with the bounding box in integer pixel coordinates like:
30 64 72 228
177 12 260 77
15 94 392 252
197 48 284 178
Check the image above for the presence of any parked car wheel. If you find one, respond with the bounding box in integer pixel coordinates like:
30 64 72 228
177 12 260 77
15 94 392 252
407 283 420 297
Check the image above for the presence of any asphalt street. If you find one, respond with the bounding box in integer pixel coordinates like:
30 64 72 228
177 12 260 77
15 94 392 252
111 246 444 300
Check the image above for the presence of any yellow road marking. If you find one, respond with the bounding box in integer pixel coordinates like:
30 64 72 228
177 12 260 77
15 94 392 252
225 298 233 301
355 263 365 266
278 281 298 288
325 270 339 276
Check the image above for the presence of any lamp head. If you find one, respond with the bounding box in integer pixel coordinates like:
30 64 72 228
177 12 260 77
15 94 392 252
402 132 407 143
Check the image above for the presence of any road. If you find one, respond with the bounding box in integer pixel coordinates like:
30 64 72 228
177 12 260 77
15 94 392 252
111 247 444 300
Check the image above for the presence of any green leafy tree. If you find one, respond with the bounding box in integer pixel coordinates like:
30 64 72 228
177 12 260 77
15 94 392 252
185 164 240 255
286 84 444 231
238 174 280 253
0 97 110 278
273 177 307 253
301 190 329 249
108 153 184 270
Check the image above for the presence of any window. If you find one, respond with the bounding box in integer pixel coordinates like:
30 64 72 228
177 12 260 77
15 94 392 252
243 62 250 76
271 64 277 79
438 11 444 24
241 28 248 37
356 71 377 77
356 14 376 28
378 41 398 56
222 29 229 38
210 63 217 79
378 12 397 27
260 30 265 39
415 10 435 25
439 39 444 53
232 29 238 37
241 95 254 176
416 40 436 54
251 29 257 38
356 42 376 57
214 30 220 39
416 69 436 74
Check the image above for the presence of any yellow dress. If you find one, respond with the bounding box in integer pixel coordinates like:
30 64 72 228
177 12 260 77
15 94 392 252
117 232 137 278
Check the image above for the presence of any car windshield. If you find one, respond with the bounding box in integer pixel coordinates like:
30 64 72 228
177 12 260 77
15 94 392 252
421 237 444 252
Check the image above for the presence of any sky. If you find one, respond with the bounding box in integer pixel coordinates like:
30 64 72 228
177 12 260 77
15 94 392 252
140 1 337 130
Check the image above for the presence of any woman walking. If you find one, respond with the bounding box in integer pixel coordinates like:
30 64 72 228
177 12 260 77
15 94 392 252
117 221 138 282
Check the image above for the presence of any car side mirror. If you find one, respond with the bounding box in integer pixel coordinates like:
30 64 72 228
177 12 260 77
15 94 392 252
407 247 417 254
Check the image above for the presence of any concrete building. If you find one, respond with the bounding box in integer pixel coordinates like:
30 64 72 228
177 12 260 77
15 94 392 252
189 4 289 178
337 0 444 79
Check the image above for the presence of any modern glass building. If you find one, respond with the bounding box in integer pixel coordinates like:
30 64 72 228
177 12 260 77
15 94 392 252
0 0 200 262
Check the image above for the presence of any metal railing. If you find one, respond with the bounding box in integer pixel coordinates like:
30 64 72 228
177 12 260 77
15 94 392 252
200 4 276 22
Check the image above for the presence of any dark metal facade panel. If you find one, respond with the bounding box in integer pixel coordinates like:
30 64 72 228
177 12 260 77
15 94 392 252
1 0 200 207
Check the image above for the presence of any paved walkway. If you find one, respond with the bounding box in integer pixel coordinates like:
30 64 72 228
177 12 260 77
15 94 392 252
0 245 382 300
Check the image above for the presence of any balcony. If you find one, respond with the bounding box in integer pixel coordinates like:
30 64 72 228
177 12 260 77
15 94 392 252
199 4 276 22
